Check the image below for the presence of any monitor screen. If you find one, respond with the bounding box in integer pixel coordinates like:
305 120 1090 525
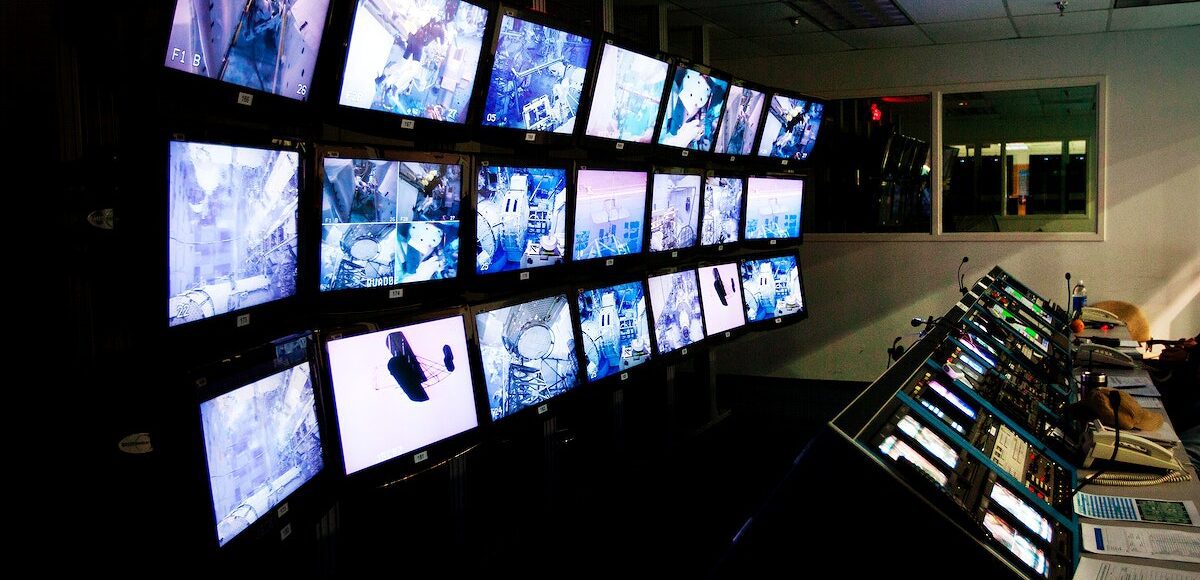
982 511 1050 577
700 176 743 246
168 141 299 327
200 362 324 546
475 165 568 274
583 44 669 143
917 398 966 434
756 95 823 160
648 172 701 252
480 14 592 134
475 295 580 420
713 85 766 156
656 66 729 151
739 255 804 323
577 281 652 381
571 169 647 261
699 262 746 335
324 315 478 475
926 379 976 419
319 156 462 292
338 0 489 124
647 270 705 354
878 435 947 487
164 0 330 101
989 484 1054 542
744 176 802 241
896 415 958 468
988 303 1051 353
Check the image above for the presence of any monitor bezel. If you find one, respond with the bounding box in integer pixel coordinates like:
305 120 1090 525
738 250 809 330
568 162 652 275
576 36 674 156
652 59 733 161
572 277 656 386
644 266 708 363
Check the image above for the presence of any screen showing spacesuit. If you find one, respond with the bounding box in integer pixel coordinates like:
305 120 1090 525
474 294 580 421
744 176 802 241
699 262 745 335
700 176 743 246
320 155 461 291
577 281 652 381
756 95 823 160
164 0 331 101
338 0 489 124
739 255 804 322
168 141 299 327
481 14 592 134
647 270 705 354
324 315 478 474
571 169 647 261
475 165 567 274
713 85 765 156
648 172 701 252
583 44 670 144
655 66 729 151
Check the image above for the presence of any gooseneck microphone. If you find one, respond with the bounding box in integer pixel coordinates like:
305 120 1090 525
957 256 970 294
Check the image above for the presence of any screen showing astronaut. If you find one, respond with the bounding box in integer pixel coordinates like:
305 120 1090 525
756 95 824 160
740 255 805 323
168 142 299 327
481 14 592 134
577 281 652 381
324 315 478 475
200 362 324 546
744 176 802 241
474 294 580 421
571 169 647 261
699 262 745 335
475 165 567 274
700 176 743 246
648 172 701 252
656 66 729 151
164 0 331 101
338 0 489 124
583 44 670 144
320 156 461 291
647 270 705 354
713 85 765 156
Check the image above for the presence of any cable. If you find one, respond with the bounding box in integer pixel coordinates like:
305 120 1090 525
957 256 970 294
1081 469 1192 487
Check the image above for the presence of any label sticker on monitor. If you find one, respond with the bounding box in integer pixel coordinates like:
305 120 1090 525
614 142 625 150
414 450 429 464
682 348 688 356
728 156 735 162
524 133 536 142
327 151 340 158
769 239 777 245
681 150 689 157
277 503 289 517
620 372 629 381
724 331 731 338
237 92 253 106
401 119 415 129
718 245 724 251
538 404 549 415
519 272 530 281
775 317 782 324
672 251 678 258
280 523 292 541
781 159 789 166
389 289 404 299
605 259 614 266
237 314 251 327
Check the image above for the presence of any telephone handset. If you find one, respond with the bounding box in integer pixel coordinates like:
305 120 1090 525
1082 421 1182 471
1074 342 1139 369
1081 306 1125 327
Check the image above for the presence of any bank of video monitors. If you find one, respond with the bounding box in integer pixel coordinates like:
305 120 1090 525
577 281 652 381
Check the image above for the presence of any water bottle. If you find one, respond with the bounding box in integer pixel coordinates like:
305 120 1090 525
1071 280 1088 317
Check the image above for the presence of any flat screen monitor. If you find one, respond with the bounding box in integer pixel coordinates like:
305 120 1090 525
982 511 1050 577
743 176 802 241
648 172 701 253
577 281 652 381
713 84 766 156
168 141 299 327
756 95 824 161
571 168 648 261
200 361 324 546
896 414 958 468
583 43 670 144
475 164 568 274
739 255 804 323
474 294 580 420
989 484 1054 542
926 379 976 420
647 270 705 354
655 65 729 151
319 154 463 292
324 314 478 475
338 0 490 124
700 176 743 246
164 0 331 101
699 262 746 336
878 435 947 487
480 13 593 135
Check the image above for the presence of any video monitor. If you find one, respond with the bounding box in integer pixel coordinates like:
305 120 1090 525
926 379 976 420
989 484 1054 542
647 270 705 354
744 176 802 241
878 435 947 487
895 415 958 468
739 255 805 323
648 172 702 253
577 281 652 381
571 168 648 262
338 0 490 124
164 0 331 101
474 294 580 420
319 154 463 292
756 95 824 161
713 84 766 156
475 164 568 274
917 398 966 435
583 43 670 144
987 303 1051 353
324 314 479 475
200 361 324 546
700 176 743 246
655 65 729 151
982 511 1050 577
168 141 299 327
480 12 593 135
699 262 746 336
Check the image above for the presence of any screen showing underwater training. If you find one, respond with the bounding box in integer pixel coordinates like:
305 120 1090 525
739 255 804 323
475 164 568 274
475 294 580 420
577 281 652 381
647 270 705 354
655 66 729 151
756 95 823 160
744 176 802 241
700 176 743 246
648 172 701 253
713 85 765 156
571 169 647 261
699 262 746 335
583 44 669 144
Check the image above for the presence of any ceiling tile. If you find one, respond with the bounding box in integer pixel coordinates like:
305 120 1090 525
709 36 784 59
1109 4 1200 30
894 0 1009 23
667 8 709 27
833 24 934 48
763 31 855 54
1007 0 1114 16
920 17 1018 43
692 2 818 35
1013 10 1111 36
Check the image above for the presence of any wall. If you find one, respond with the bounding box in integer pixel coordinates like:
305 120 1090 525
712 26 1200 381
